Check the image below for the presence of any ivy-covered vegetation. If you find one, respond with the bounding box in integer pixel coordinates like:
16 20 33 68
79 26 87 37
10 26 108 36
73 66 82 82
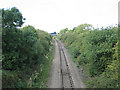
2 7 54 88
57 24 118 88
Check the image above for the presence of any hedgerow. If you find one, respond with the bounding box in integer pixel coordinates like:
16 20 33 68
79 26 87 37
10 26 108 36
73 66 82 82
58 24 118 88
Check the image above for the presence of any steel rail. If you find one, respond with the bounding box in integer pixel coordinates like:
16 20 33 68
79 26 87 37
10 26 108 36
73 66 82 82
61 48 74 88
57 39 74 89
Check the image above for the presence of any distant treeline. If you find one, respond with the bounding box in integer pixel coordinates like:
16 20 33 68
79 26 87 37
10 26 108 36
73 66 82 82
2 7 53 88
57 24 118 88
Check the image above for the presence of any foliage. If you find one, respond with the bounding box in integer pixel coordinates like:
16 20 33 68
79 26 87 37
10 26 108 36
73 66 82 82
84 28 118 76
104 42 119 81
27 40 55 88
58 24 118 88
2 7 25 28
86 74 118 88
2 7 53 88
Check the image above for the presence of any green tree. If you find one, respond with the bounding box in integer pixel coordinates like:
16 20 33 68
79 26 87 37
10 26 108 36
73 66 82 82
2 7 25 70
2 7 25 28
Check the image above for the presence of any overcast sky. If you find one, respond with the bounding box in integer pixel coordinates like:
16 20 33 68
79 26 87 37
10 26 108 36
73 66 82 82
0 0 119 33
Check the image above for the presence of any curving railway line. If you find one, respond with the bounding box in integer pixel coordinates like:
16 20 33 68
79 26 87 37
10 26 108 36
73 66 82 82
47 39 86 88
56 40 74 88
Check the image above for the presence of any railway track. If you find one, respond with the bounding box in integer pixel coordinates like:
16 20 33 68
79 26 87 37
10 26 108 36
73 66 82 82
56 40 74 89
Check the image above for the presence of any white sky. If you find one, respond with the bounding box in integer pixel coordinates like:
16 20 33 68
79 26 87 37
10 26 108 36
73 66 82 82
0 0 119 33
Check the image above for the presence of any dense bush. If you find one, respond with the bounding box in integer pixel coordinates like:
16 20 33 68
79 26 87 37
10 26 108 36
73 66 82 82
2 7 52 70
58 24 118 87
84 28 118 76
2 7 53 88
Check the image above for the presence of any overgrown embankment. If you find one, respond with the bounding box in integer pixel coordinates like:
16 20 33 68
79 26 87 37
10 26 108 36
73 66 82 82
2 7 54 88
57 24 118 88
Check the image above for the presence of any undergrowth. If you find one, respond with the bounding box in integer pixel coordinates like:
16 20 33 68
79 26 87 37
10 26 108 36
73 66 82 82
2 39 55 88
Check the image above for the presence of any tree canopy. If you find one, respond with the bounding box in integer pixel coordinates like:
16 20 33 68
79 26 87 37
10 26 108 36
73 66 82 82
2 7 25 28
